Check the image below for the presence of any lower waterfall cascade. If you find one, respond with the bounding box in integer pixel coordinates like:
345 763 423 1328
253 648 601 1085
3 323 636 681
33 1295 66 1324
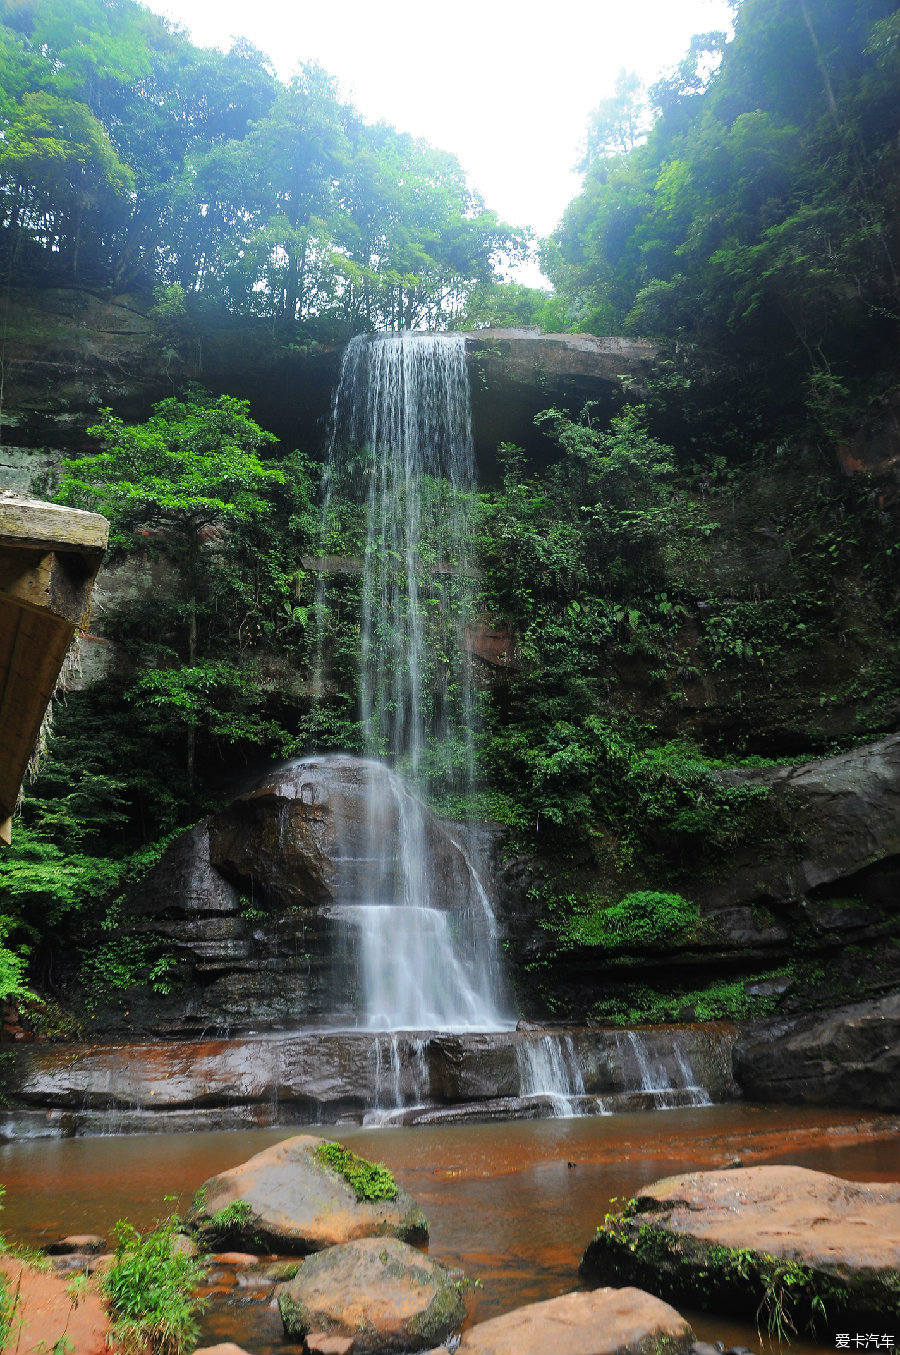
0 1024 736 1136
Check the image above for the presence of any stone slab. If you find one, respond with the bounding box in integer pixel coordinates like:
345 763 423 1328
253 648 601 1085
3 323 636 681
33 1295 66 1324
453 1286 694 1355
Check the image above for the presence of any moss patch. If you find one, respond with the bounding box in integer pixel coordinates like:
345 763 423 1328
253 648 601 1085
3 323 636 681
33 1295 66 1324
580 1200 866 1339
313 1141 399 1203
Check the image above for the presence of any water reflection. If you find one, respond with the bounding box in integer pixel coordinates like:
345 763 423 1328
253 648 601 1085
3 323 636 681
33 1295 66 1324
1 1104 897 1355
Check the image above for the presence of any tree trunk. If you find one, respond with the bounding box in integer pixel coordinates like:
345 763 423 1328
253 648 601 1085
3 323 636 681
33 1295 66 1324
797 0 841 134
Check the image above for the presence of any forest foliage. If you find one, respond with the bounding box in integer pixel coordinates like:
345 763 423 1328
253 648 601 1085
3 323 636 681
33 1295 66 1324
1 0 899 1020
546 0 899 442
0 0 526 334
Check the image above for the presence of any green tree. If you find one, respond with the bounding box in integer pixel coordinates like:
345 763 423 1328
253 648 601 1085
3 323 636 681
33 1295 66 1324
548 0 899 446
0 90 134 276
580 69 649 169
57 391 283 783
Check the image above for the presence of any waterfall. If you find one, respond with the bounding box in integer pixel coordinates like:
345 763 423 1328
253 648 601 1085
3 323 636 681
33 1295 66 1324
616 1030 712 1108
317 334 509 1031
516 1033 586 1118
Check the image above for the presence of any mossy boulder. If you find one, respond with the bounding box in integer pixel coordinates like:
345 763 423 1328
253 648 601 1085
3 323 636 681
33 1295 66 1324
183 1134 427 1254
581 1165 900 1334
277 1237 466 1352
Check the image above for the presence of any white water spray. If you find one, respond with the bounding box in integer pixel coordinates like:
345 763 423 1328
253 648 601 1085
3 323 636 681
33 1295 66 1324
317 334 509 1030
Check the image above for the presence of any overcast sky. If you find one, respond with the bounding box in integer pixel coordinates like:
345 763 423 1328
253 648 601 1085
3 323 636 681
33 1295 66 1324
147 0 734 279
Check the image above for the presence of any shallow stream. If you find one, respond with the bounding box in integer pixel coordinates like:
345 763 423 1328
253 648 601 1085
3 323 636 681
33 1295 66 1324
1 1102 898 1354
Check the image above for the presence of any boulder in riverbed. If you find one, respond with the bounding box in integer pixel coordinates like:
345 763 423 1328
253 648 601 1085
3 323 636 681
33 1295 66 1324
277 1237 467 1352
581 1165 900 1332
445 1286 694 1355
184 1134 427 1253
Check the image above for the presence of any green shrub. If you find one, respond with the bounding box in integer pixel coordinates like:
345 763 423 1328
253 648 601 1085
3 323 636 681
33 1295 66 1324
565 890 700 951
587 972 791 1025
313 1142 398 1202
197 1199 253 1245
102 1214 206 1355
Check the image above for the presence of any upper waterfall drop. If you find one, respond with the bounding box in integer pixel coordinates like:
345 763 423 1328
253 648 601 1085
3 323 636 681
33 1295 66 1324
317 332 511 1032
323 331 478 776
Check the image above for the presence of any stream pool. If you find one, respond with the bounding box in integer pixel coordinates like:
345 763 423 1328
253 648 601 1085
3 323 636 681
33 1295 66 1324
1 1102 897 1355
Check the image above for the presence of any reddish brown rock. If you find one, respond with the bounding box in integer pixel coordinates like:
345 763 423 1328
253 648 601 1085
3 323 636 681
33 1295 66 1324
45 1233 104 1255
184 1134 427 1254
307 1334 355 1355
0 1255 112 1354
194 1346 252 1355
582 1165 900 1330
277 1237 466 1352
451 1287 694 1355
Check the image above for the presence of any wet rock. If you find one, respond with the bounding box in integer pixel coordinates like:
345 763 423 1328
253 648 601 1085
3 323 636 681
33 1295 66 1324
101 754 496 1032
194 1346 253 1355
184 1134 427 1253
733 992 900 1109
581 1165 900 1330
1 1024 736 1132
450 1286 694 1355
307 1334 354 1355
45 1233 104 1255
277 1237 466 1352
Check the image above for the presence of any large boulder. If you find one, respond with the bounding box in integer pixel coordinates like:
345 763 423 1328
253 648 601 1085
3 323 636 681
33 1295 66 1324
184 1135 427 1253
581 1165 900 1331
206 755 483 915
103 752 494 1032
0 1255 113 1355
277 1237 466 1353
709 734 900 906
733 992 900 1108
447 1286 694 1355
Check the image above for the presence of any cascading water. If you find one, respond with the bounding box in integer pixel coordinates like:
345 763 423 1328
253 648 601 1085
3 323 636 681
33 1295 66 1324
316 333 510 1033
616 1030 712 1108
515 1033 586 1117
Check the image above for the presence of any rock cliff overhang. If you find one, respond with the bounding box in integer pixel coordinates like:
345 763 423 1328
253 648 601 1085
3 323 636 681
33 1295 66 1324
0 288 658 482
460 329 659 476
0 494 108 841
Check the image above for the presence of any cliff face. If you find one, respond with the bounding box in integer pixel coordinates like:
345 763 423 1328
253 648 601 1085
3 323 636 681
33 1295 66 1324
0 288 655 486
4 284 900 1040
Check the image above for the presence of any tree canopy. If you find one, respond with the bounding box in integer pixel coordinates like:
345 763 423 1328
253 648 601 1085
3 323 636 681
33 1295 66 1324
0 0 526 334
545 0 900 444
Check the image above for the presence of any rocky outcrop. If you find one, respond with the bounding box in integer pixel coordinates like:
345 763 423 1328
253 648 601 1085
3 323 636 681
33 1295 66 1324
184 1135 428 1253
710 734 900 903
98 754 493 1031
462 330 657 475
446 1287 694 1355
278 1237 466 1352
581 1166 900 1330
511 735 900 1025
0 1025 736 1135
0 288 654 487
0 493 108 842
733 992 900 1109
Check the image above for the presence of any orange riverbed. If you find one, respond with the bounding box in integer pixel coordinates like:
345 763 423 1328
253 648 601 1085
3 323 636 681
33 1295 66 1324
1 1103 897 1355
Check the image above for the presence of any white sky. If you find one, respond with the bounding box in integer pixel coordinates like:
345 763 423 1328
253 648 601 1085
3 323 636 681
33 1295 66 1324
147 0 734 283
